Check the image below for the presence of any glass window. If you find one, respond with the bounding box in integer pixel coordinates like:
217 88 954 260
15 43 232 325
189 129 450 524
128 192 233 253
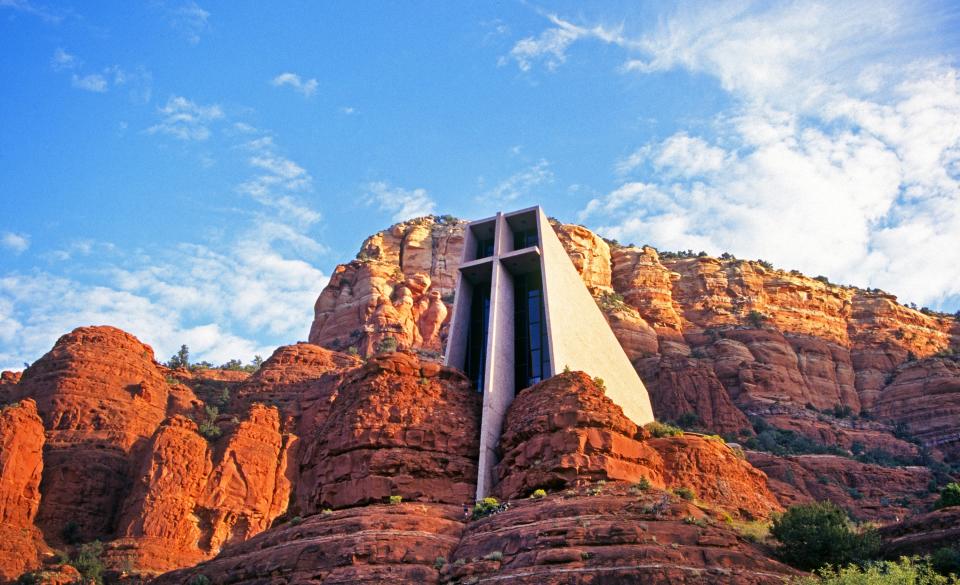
465 284 491 392
514 270 550 391
476 237 494 259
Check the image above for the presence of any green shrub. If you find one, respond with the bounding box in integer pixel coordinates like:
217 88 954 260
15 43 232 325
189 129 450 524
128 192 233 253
673 412 704 430
674 486 696 501
771 502 880 572
289 516 302 526
472 497 501 520
794 557 960 584
592 376 606 390
646 421 684 438
197 406 221 440
932 547 960 578
389 495 402 505
747 310 767 328
71 541 106 585
631 477 652 493
434 556 446 569
187 575 212 585
530 488 547 499
483 551 504 561
376 337 398 354
936 483 960 509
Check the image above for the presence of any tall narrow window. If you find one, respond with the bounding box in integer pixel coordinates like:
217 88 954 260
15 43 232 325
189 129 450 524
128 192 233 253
464 283 491 392
514 269 550 390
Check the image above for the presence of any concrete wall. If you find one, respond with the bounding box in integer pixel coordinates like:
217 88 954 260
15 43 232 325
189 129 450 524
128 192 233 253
536 207 655 427
476 260 515 498
446 206 655 500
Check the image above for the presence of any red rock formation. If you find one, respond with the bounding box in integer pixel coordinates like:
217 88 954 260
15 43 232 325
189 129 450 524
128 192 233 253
762 413 920 460
879 506 960 557
0 400 47 581
152 503 466 585
107 403 293 574
448 488 797 584
233 342 358 416
308 217 464 357
874 358 960 460
494 372 781 520
296 352 481 513
16 326 171 542
746 451 935 521
638 355 751 435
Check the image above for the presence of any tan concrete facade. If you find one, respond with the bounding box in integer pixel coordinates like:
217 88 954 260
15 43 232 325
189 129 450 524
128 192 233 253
445 206 654 499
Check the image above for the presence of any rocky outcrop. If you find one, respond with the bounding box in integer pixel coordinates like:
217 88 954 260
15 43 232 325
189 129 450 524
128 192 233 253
16 326 171 543
879 506 960 557
0 400 47 581
874 358 960 460
638 356 751 435
153 503 466 585
233 342 359 416
448 488 797 585
107 404 293 573
746 452 935 521
308 217 464 357
494 372 781 520
296 352 481 513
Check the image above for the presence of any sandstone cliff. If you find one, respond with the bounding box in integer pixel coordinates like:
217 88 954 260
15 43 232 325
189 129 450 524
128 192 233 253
307 217 959 460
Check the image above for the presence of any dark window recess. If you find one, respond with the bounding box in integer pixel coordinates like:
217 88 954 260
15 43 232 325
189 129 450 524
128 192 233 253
513 228 538 250
514 269 550 391
464 283 491 392
476 237 495 259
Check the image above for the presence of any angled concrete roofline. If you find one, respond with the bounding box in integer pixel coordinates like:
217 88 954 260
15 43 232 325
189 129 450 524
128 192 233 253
444 205 654 499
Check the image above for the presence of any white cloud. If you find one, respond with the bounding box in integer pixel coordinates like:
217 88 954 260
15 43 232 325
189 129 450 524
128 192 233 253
520 1 960 310
51 48 79 71
1 232 29 254
616 133 729 177
237 136 323 229
483 159 553 204
502 13 635 72
71 73 108 92
366 182 436 222
0 0 64 23
166 1 210 45
271 72 318 97
147 95 223 141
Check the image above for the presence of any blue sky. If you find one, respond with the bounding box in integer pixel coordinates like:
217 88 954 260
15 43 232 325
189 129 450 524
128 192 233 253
2 0 959 369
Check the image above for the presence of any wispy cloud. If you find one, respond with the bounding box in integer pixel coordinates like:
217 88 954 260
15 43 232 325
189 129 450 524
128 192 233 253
71 73 108 92
483 159 553 204
0 0 64 24
271 72 319 97
51 48 79 71
165 1 210 45
1 232 29 254
147 95 223 141
366 182 436 222
238 136 323 231
573 1 960 310
502 13 636 72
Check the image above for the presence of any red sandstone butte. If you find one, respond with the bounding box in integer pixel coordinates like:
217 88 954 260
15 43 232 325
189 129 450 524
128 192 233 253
0 399 47 581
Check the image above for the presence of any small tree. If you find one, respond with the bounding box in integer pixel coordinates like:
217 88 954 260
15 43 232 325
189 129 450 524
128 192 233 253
167 344 190 369
197 406 221 440
746 310 767 328
71 541 106 585
936 483 960 509
770 501 879 571
376 337 398 354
